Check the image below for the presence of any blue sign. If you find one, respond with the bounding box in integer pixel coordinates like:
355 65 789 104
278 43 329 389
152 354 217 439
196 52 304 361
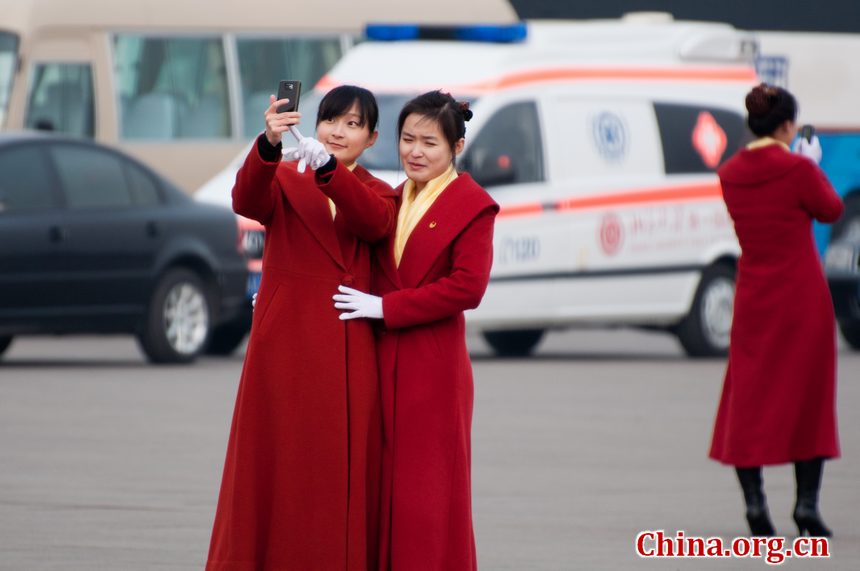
592 112 627 162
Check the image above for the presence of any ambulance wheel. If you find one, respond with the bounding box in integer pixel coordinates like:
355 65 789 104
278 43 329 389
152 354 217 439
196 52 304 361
675 264 735 358
0 335 13 358
839 319 860 350
483 329 545 357
137 268 212 364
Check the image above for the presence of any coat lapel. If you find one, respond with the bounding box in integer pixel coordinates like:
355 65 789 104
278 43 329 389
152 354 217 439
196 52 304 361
396 174 496 287
278 167 346 271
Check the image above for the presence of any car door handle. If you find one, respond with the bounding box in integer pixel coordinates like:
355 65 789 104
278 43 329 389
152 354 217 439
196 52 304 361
48 225 67 243
146 221 159 237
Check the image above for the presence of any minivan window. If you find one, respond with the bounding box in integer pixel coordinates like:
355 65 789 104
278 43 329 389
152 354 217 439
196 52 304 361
0 145 58 212
654 103 749 174
114 35 231 140
24 63 95 137
237 37 344 138
50 145 133 209
460 101 544 188
0 32 19 129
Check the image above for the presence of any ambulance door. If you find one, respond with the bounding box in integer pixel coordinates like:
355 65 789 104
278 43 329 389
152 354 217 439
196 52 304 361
459 99 551 327
539 94 671 323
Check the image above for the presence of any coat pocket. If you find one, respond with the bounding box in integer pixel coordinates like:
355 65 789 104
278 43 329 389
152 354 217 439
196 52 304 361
251 283 281 339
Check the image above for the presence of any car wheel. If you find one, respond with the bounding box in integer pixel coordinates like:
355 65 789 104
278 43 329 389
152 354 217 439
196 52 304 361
675 264 735 358
0 335 13 358
483 329 545 357
138 268 212 364
831 196 860 242
206 316 249 356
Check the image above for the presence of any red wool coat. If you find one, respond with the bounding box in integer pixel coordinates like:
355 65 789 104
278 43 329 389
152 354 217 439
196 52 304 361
207 145 396 571
373 174 498 571
709 145 844 467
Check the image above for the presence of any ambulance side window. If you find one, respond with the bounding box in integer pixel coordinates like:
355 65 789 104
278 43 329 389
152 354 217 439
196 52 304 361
654 104 749 174
461 101 544 188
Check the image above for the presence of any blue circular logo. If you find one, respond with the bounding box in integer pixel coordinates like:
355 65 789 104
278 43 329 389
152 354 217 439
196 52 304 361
592 112 627 162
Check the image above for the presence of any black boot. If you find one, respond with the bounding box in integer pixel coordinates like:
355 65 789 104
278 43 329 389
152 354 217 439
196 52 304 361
793 458 833 537
735 467 776 536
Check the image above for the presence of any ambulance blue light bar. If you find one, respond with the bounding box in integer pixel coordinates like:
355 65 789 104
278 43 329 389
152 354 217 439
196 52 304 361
365 23 527 44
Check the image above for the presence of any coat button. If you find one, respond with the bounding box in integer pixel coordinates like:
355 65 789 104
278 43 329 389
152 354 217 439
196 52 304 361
342 274 354 286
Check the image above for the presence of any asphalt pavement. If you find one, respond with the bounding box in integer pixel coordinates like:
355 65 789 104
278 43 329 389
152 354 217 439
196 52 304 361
1 330 858 570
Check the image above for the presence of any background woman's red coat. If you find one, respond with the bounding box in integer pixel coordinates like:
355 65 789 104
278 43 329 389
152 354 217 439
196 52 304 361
709 146 843 467
207 146 396 570
372 174 498 571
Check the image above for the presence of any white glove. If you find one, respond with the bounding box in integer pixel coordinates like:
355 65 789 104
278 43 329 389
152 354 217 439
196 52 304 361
333 285 383 320
251 292 258 309
792 135 822 164
283 136 331 173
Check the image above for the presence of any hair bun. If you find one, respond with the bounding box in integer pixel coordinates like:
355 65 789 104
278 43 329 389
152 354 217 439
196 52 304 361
457 101 473 122
746 83 777 117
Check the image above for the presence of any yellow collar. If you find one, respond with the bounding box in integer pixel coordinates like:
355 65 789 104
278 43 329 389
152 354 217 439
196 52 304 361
746 137 790 152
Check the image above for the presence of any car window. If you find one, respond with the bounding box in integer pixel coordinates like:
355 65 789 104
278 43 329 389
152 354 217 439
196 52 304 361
460 101 544 188
0 144 58 212
654 103 749 173
49 145 134 209
114 35 231 140
24 63 95 138
125 162 162 206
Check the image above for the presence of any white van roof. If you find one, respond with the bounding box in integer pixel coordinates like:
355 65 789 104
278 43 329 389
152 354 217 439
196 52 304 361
0 0 517 33
318 18 758 94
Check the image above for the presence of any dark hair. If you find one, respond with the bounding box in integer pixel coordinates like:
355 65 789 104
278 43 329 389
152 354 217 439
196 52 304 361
316 85 379 132
397 90 473 153
745 83 797 137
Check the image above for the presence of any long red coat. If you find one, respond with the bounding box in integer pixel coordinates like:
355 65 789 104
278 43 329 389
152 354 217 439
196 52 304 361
207 144 396 570
372 174 498 571
709 145 843 467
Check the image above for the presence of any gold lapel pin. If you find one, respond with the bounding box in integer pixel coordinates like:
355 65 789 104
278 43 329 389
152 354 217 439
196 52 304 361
429 221 438 229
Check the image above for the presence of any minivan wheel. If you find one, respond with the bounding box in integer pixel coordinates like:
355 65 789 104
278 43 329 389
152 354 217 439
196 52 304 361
483 329 545 357
675 264 735 358
138 269 212 364
0 335 13 358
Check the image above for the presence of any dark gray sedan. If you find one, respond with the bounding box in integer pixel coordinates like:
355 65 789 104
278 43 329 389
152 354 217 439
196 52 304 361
0 133 247 363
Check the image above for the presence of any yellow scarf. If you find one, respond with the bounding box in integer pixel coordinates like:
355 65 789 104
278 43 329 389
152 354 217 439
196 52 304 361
394 165 458 267
746 137 790 152
327 162 359 220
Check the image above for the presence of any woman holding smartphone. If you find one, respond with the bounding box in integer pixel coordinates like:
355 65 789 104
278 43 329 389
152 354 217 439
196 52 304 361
334 90 498 569
207 85 396 570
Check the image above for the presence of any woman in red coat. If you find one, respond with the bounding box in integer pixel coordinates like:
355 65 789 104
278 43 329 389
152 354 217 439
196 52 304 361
207 85 397 570
334 91 498 570
709 84 843 538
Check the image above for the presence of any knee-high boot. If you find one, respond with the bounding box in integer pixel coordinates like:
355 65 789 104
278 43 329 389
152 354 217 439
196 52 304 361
793 458 832 537
735 467 776 536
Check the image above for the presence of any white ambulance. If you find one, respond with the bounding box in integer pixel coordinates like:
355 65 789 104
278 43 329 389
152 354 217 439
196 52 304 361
310 14 758 357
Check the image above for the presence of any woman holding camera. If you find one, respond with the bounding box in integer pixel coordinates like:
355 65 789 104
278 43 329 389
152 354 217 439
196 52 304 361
207 85 396 570
709 83 843 537
334 90 498 569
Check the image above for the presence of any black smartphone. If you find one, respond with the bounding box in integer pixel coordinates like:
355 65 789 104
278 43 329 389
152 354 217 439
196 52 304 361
799 124 815 143
276 80 302 113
